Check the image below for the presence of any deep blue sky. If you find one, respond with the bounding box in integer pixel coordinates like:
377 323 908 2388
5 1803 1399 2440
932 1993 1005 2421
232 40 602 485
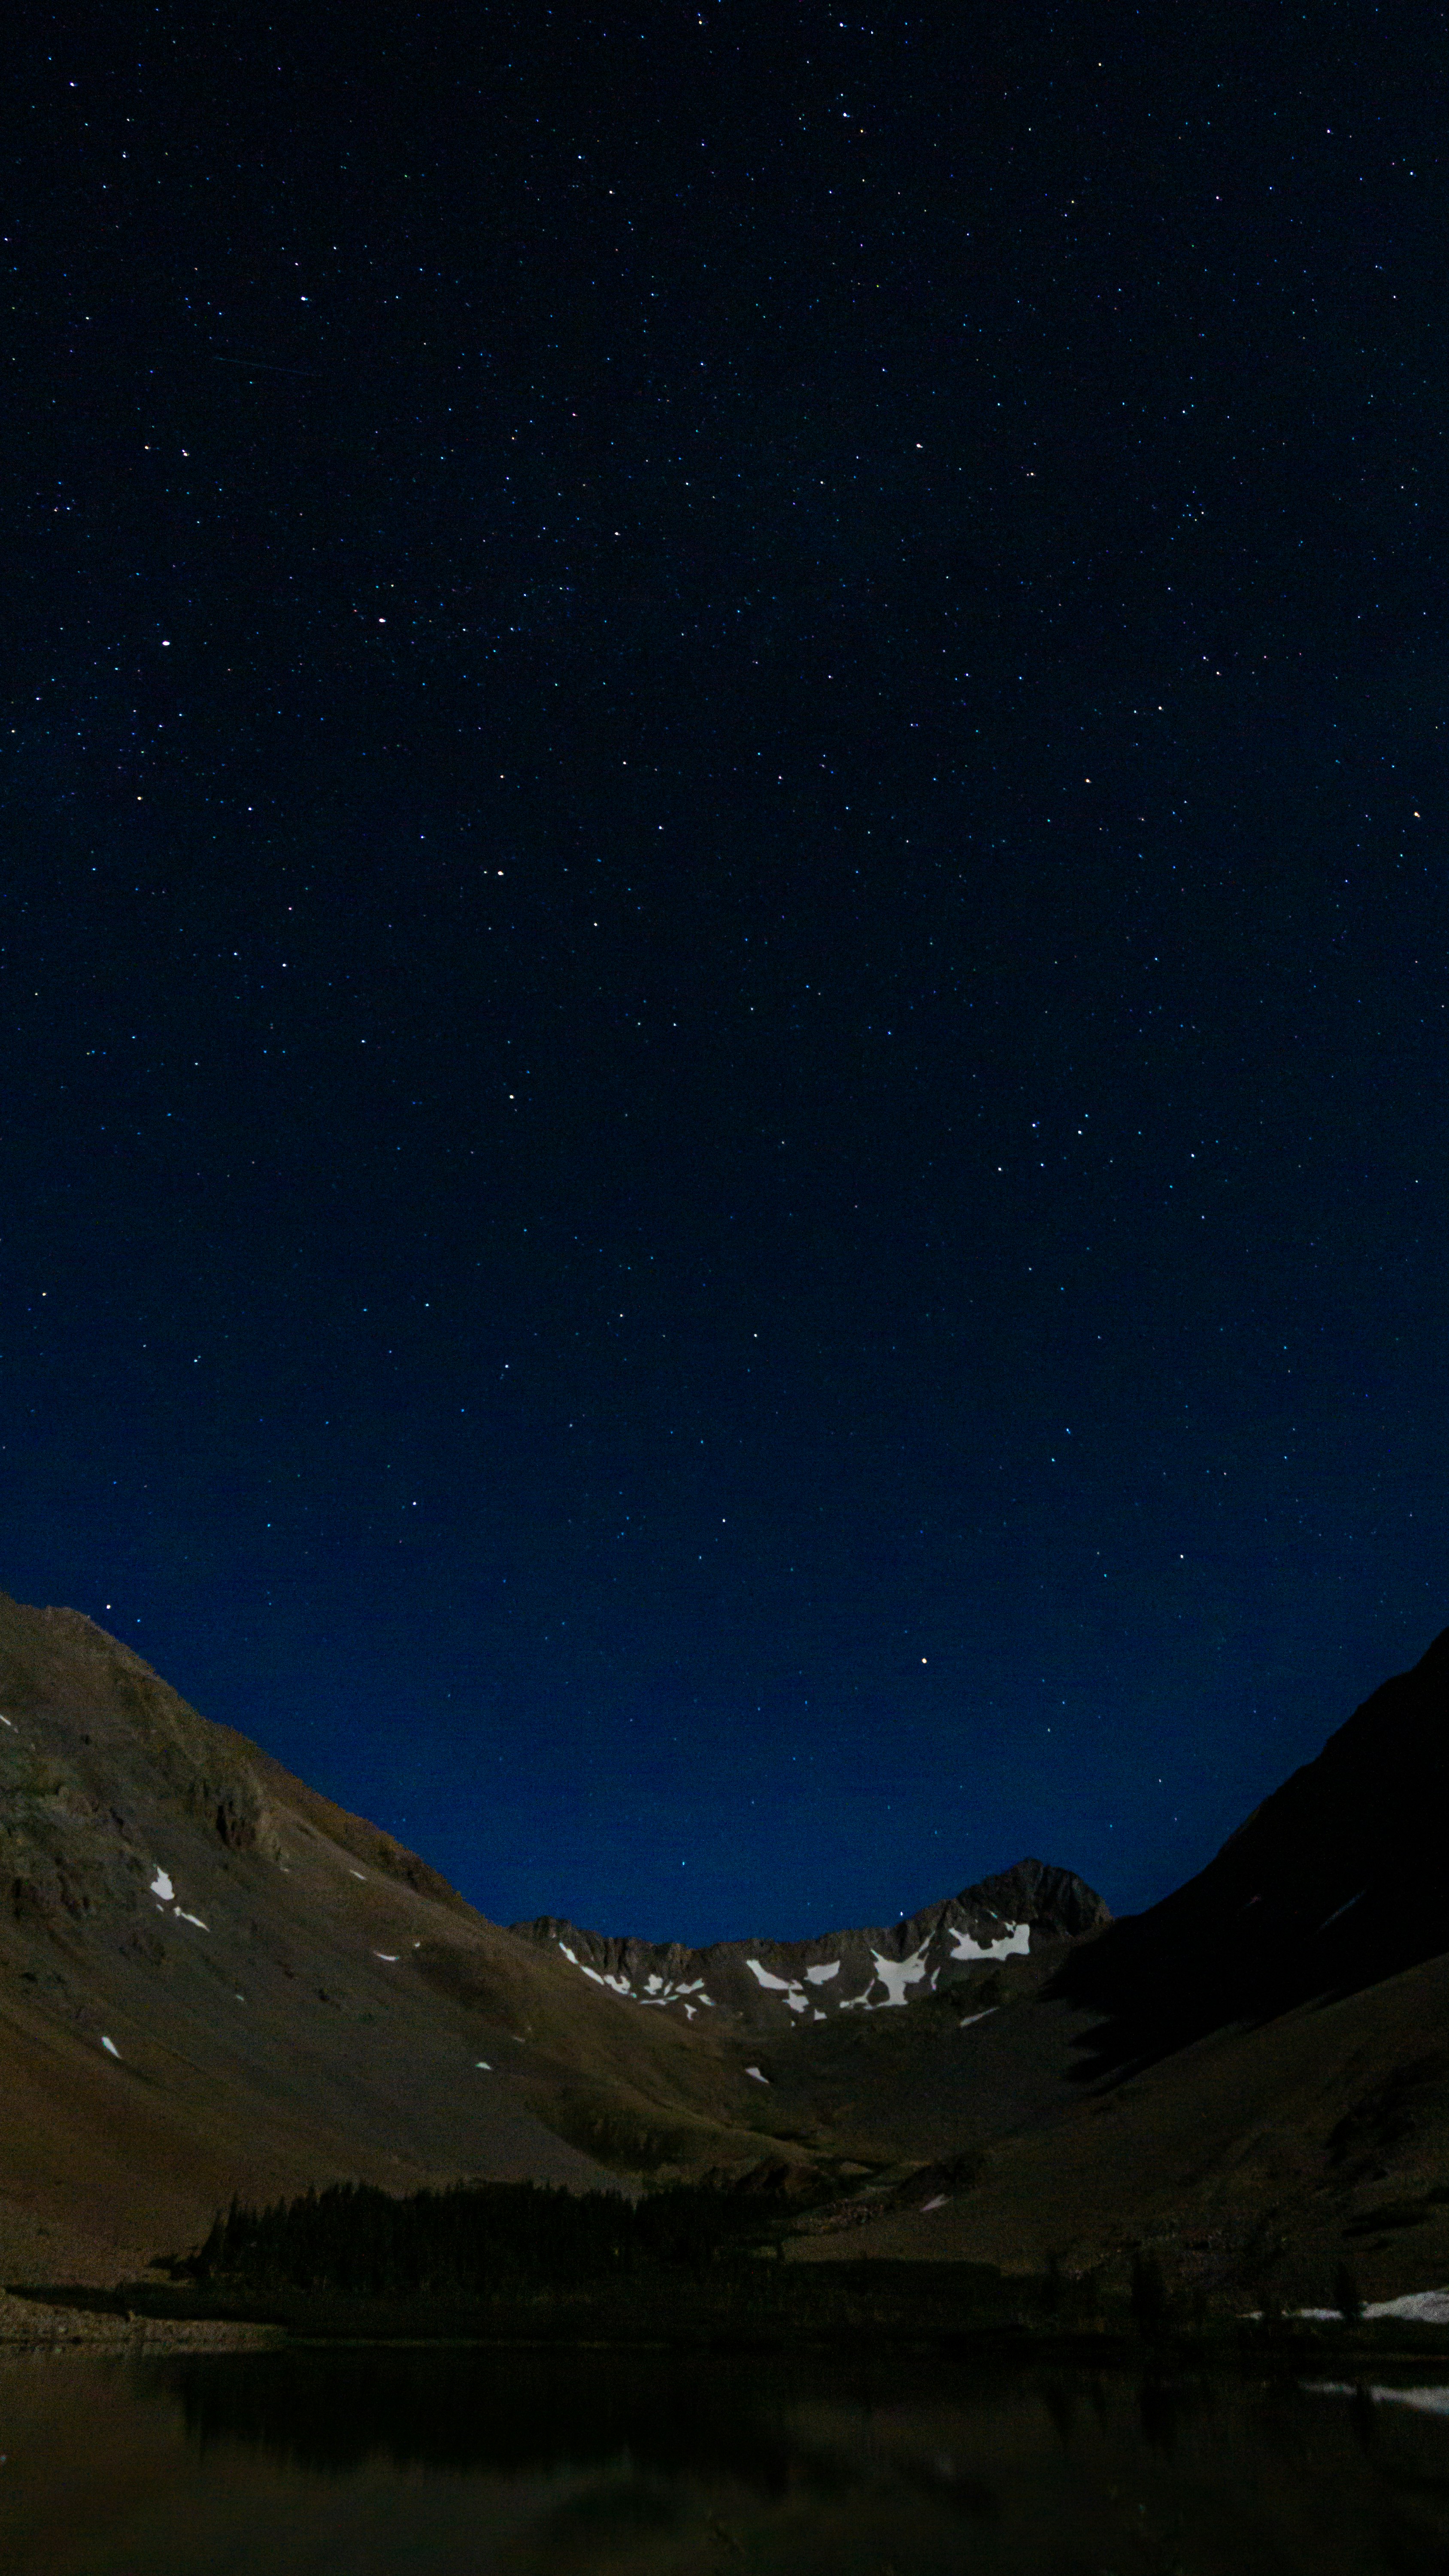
2 2 1446 1941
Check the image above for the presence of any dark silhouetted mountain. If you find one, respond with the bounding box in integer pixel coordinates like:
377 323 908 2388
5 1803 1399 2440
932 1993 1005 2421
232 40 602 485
1051 1626 1449 2075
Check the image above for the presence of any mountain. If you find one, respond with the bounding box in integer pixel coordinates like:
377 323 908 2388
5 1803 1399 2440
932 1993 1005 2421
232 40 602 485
510 1857 1109 2032
7 1583 1449 2313
790 1629 1449 2305
0 1595 790 2278
1049 1625 1449 2074
0 1588 1100 2281
791 1942 1449 2307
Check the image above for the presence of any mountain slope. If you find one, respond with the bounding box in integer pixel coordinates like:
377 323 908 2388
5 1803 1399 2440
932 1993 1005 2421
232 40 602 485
1049 1625 1449 2076
785 1626 1449 2305
0 1596 795 2276
791 1945 1449 2310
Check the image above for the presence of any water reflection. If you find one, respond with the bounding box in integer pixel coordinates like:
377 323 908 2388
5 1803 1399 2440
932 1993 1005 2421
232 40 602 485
3 2346 1449 2576
165 2345 851 2488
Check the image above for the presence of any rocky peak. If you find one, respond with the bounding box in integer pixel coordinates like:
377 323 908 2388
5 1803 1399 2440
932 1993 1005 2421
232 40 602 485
509 1855 1110 2030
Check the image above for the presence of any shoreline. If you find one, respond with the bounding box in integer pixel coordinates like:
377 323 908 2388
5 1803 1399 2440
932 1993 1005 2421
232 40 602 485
6 2281 1449 2371
0 2289 283 2353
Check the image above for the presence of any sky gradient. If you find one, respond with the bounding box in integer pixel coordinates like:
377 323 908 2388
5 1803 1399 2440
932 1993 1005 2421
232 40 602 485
2 1 1445 1941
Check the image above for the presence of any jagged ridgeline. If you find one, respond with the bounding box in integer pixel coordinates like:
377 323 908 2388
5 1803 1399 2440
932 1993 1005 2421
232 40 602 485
192 2178 778 2297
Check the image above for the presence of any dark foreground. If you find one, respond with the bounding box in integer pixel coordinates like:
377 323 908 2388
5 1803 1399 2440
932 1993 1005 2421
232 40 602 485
4 2340 1449 2576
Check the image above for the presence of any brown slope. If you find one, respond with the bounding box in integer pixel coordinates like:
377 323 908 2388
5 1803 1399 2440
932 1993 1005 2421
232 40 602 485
738 1949 1113 2166
0 1595 802 2278
791 1946 1449 2310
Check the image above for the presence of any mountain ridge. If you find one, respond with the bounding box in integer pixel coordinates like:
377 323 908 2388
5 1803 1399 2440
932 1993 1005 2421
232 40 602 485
509 1858 1110 2032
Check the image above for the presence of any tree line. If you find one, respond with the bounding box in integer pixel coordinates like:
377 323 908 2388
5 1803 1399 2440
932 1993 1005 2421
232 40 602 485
191 2177 773 2298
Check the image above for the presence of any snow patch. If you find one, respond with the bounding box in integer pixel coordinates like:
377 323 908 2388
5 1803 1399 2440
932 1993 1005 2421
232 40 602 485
1317 1887 1369 1933
374 1951 399 1962
0 1713 14 1728
475 2060 491 2071
748 1956 815 2013
945 1920 1030 1964
870 1941 932 2007
745 2065 770 2084
101 2036 121 2060
921 2194 949 2212
1367 2288 1449 2325
958 2007 998 2030
1262 2287 1449 2326
804 1960 840 1985
1310 2381 1449 2418
173 1908 209 1931
149 1868 175 1903
746 1959 798 1993
557 1938 712 2013
839 1941 933 2010
349 1869 366 1880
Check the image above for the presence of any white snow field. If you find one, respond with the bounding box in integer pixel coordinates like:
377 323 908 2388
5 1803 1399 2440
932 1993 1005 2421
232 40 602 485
946 1920 1031 1964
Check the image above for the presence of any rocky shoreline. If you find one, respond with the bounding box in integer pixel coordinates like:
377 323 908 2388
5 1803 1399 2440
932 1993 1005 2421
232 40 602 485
0 2288 282 2352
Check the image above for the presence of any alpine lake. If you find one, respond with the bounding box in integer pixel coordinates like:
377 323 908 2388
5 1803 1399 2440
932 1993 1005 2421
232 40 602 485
3 2336 1449 2576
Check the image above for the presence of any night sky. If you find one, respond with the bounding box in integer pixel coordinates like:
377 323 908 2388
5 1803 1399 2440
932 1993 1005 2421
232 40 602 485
3 3 1445 1943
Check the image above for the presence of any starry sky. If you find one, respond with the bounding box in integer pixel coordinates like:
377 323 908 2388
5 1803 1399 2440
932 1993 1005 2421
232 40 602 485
2 2 1446 1943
